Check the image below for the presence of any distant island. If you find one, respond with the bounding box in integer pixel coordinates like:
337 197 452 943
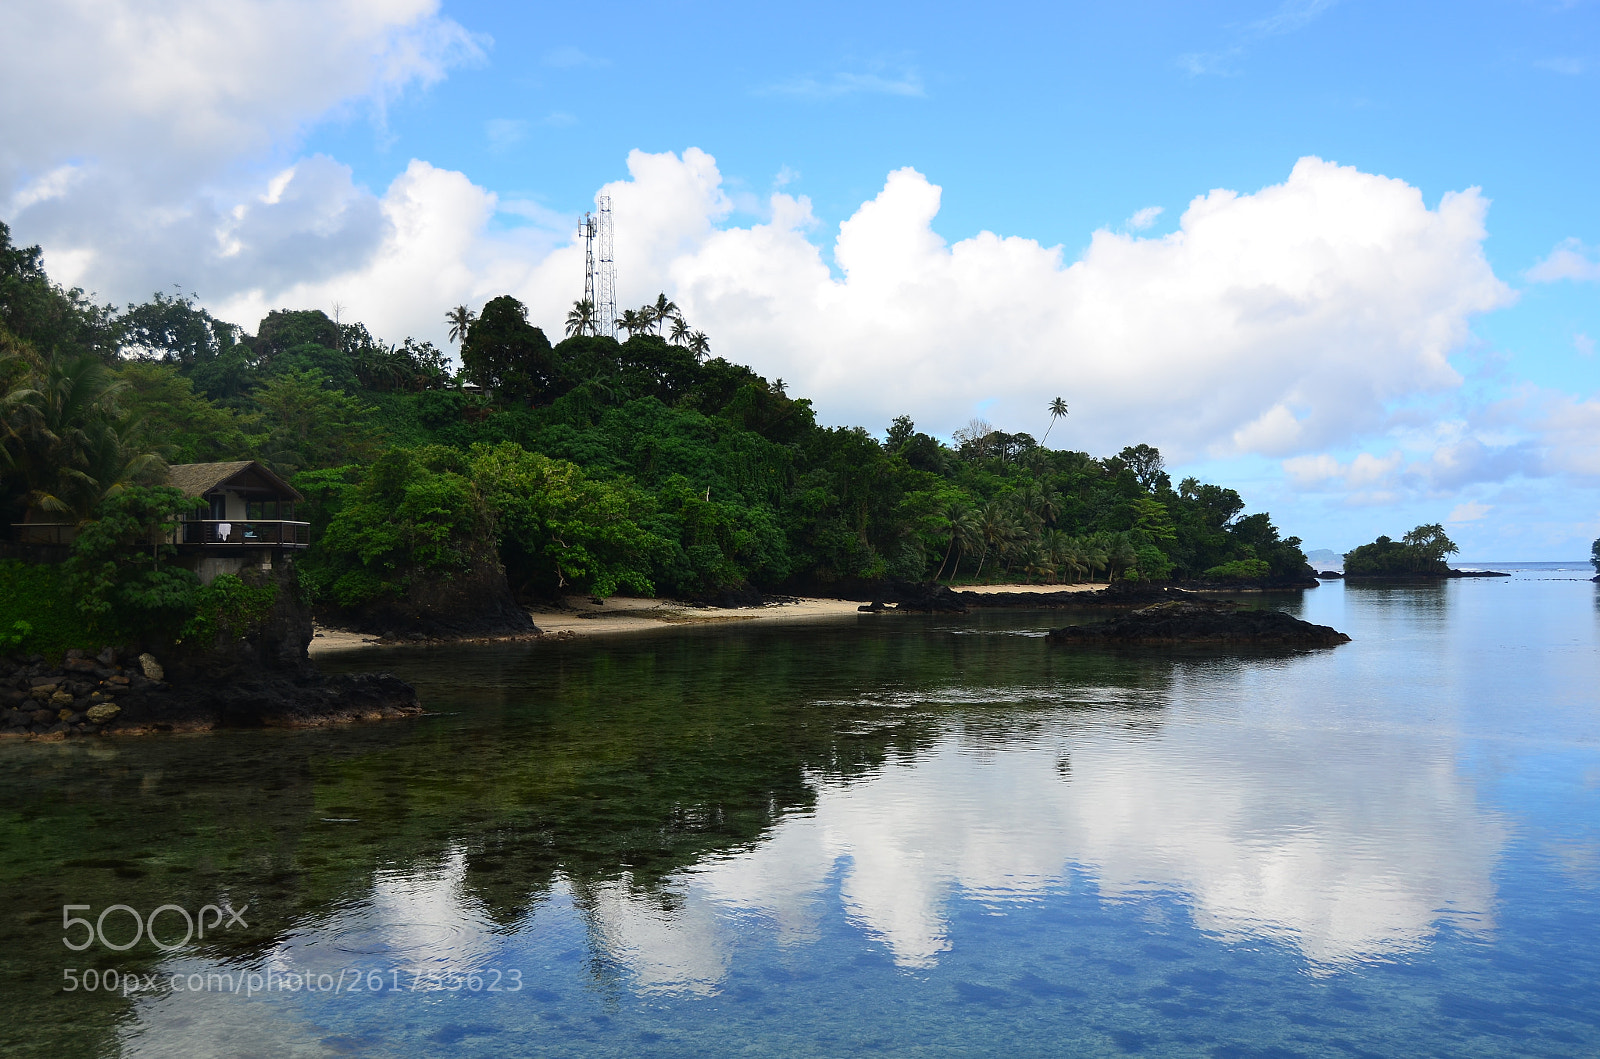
1342 525 1506 579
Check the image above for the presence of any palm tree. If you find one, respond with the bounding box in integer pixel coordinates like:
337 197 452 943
616 309 645 339
565 299 598 338
1078 535 1109 583
1046 531 1082 583
650 294 679 335
1041 397 1068 445
687 331 711 361
973 501 1016 581
1107 533 1138 582
2 351 164 523
669 316 691 346
1016 481 1047 531
933 502 978 582
445 305 475 347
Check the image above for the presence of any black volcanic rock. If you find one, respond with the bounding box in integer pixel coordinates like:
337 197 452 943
1046 600 1351 647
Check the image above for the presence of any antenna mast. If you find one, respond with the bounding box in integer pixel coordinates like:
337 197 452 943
579 196 617 339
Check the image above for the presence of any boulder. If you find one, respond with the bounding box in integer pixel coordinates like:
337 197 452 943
86 703 120 725
138 653 164 681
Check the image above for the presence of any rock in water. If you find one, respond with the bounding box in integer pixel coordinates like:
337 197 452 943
1047 600 1350 647
138 653 164 681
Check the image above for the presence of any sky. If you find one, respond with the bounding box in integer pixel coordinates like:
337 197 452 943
2 0 1597 558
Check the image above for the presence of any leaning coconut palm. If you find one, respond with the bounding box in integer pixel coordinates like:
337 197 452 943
686 331 711 361
933 502 979 582
650 294 679 335
565 299 598 338
668 316 691 346
1041 396 1069 445
445 305 476 347
973 501 1017 581
1021 542 1055 584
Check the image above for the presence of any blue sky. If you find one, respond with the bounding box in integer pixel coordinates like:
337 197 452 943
2 0 1597 557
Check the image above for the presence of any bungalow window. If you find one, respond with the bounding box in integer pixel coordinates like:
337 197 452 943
246 499 280 520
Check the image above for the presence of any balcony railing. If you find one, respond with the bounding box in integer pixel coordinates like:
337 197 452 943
13 520 311 547
9 523 77 546
180 520 311 547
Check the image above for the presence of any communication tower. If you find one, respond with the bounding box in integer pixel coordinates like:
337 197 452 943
579 196 617 338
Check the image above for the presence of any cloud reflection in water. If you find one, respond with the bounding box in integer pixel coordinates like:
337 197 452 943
591 713 1505 991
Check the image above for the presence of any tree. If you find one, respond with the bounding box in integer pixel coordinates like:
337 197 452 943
885 414 916 451
973 501 1016 580
1403 523 1459 564
1041 397 1068 445
687 331 711 361
254 309 340 363
446 305 476 347
253 370 380 474
953 418 995 459
565 299 598 338
460 295 554 401
933 501 978 581
1591 537 1599 574
61 485 202 637
120 290 245 369
1118 444 1169 492
116 361 262 464
650 294 679 335
2 350 165 523
669 316 691 346
617 309 645 339
1344 524 1457 576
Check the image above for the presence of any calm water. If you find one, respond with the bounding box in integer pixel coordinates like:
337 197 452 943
2 573 1598 1057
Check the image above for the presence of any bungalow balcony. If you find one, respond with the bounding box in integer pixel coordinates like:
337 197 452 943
178 519 311 547
9 460 311 552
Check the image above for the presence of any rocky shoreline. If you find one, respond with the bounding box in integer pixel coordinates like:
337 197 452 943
850 580 1250 613
1047 600 1351 647
0 646 419 739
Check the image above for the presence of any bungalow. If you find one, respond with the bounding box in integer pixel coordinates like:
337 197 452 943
9 461 308 553
168 461 309 549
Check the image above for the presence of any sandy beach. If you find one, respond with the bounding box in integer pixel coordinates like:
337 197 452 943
308 582 1103 655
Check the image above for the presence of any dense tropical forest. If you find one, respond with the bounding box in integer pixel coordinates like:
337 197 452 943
0 220 1311 645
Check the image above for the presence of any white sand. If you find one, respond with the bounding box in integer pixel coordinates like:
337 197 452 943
307 582 1105 656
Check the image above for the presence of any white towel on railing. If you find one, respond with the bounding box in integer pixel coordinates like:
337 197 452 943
217 522 231 541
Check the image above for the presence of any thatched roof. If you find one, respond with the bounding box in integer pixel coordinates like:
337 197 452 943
165 461 303 503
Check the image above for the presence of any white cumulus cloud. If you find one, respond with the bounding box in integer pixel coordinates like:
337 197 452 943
1 0 482 298
151 150 1518 466
1528 238 1600 283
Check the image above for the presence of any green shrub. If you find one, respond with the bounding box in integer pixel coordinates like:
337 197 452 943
0 559 102 658
1202 558 1271 581
179 575 278 643
62 486 201 639
1 620 32 650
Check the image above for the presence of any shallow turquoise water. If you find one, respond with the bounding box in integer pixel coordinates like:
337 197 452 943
3 573 1598 1056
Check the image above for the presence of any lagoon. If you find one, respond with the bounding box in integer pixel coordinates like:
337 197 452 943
3 570 1598 1056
